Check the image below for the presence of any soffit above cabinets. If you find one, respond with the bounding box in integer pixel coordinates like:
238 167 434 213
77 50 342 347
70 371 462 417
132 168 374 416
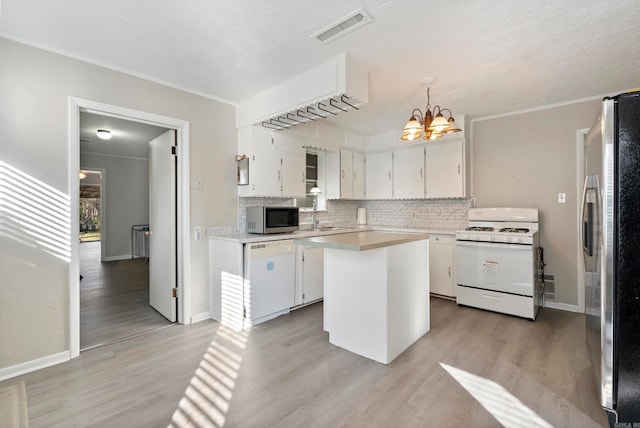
237 53 368 130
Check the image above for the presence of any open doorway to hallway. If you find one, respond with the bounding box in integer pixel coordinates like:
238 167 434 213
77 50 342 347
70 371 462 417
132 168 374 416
79 112 173 350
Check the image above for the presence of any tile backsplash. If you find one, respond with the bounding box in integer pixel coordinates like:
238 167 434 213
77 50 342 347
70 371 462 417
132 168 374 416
238 197 471 231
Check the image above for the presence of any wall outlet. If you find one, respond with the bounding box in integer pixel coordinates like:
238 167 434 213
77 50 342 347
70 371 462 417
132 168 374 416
412 212 416 219
558 193 566 203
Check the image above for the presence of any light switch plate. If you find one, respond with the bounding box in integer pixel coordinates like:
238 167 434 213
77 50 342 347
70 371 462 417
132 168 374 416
194 226 201 240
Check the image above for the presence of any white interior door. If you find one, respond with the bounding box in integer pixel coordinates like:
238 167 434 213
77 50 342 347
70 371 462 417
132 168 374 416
149 130 177 321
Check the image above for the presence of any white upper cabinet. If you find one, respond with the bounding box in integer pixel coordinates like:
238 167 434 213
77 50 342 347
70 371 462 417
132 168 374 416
393 146 425 199
352 151 365 199
425 139 465 198
327 148 364 199
281 151 306 197
366 151 393 199
238 126 306 198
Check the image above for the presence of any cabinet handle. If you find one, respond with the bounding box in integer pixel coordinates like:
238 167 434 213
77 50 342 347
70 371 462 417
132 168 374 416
457 164 461 175
354 171 357 181
388 171 392 180
448 266 451 278
302 172 305 183
342 169 345 179
277 170 281 181
420 167 423 178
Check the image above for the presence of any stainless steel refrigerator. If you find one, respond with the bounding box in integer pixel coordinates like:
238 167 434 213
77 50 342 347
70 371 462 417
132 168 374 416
583 90 640 426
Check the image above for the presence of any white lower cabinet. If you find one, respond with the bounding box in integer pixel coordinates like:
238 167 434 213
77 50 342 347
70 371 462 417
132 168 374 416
296 245 324 305
429 234 455 298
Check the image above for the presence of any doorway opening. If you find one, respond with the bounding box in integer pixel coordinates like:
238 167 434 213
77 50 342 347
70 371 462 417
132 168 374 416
79 169 102 243
69 97 191 359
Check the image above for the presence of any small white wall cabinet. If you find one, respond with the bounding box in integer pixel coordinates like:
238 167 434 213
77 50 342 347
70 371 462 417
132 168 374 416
365 151 393 199
429 234 455 298
328 148 365 199
393 146 425 199
296 245 324 305
425 139 465 198
238 126 306 198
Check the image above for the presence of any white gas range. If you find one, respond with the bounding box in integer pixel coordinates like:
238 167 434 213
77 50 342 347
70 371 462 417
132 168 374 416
455 207 543 320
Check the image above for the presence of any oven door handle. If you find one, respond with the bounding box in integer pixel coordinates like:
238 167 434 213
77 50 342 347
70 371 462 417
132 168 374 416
455 241 532 250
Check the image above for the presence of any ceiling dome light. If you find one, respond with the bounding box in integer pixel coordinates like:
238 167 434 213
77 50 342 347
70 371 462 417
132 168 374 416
96 129 112 140
79 171 87 180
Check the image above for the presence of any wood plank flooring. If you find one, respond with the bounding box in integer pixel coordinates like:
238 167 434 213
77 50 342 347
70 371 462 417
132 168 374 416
80 241 172 350
1 299 609 427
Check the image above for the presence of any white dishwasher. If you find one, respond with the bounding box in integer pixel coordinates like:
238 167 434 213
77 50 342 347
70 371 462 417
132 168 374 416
245 239 296 326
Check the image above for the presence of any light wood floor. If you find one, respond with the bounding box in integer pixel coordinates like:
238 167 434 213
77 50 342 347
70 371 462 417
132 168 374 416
80 241 172 350
1 299 608 427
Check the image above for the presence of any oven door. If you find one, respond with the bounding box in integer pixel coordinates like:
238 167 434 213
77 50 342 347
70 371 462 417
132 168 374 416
456 241 534 296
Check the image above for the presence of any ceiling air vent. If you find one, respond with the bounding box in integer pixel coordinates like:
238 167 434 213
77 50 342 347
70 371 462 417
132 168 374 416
312 9 372 43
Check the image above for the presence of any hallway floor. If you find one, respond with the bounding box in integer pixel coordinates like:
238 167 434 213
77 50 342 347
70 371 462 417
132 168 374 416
80 241 172 349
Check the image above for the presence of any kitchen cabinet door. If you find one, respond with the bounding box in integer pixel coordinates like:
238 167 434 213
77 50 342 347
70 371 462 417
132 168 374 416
366 151 393 199
340 148 354 198
394 146 425 199
425 139 465 198
281 152 306 197
352 151 365 199
250 135 282 197
429 234 455 298
297 245 324 305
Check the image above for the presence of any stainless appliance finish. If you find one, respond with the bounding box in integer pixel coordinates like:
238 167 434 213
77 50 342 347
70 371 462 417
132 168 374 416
246 206 299 234
455 207 542 320
583 91 640 426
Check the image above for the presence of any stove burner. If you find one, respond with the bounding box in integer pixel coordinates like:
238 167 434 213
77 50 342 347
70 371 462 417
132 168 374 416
499 227 530 234
466 226 494 232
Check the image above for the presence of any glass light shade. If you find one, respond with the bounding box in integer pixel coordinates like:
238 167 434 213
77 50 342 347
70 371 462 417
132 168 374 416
79 171 87 179
446 117 462 133
402 116 423 136
429 131 443 140
309 186 322 194
401 131 420 141
427 114 450 132
96 129 112 140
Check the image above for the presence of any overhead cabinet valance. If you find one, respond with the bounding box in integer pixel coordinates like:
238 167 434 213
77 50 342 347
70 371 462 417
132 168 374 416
237 53 369 129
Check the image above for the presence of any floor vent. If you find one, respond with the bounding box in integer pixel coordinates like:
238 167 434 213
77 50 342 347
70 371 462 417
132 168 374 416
312 9 372 43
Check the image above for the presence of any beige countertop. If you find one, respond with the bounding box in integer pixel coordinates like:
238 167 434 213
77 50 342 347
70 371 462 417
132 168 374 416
293 230 429 251
207 225 457 244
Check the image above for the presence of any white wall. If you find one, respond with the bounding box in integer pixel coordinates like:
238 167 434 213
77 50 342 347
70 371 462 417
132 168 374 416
471 100 601 307
0 37 237 371
80 153 149 259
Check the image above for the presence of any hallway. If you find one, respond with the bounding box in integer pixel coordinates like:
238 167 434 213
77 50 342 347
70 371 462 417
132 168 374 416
80 241 172 349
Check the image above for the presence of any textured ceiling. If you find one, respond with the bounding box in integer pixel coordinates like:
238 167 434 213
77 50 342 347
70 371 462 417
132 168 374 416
2 0 640 138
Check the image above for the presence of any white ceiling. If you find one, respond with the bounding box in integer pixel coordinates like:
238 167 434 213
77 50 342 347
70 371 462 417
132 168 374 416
80 112 168 158
2 0 640 138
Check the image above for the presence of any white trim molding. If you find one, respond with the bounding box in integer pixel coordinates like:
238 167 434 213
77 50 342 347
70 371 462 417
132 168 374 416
69 96 192 361
544 301 580 313
0 352 70 382
191 312 213 324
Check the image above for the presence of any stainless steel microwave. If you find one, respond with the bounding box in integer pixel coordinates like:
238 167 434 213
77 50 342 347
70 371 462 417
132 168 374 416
246 206 299 234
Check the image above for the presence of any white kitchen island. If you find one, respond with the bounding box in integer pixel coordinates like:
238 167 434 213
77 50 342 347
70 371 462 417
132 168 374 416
294 231 430 364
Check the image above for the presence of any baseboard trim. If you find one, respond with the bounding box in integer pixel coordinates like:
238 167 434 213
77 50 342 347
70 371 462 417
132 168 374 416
0 351 70 382
544 301 580 313
190 312 212 324
102 254 133 262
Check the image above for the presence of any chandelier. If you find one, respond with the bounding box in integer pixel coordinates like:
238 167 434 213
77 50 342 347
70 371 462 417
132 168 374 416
401 87 462 141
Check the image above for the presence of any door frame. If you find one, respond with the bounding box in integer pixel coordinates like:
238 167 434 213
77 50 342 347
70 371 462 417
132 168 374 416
68 97 191 358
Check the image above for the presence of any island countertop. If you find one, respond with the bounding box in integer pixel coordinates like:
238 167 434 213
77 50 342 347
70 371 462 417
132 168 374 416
294 230 429 251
